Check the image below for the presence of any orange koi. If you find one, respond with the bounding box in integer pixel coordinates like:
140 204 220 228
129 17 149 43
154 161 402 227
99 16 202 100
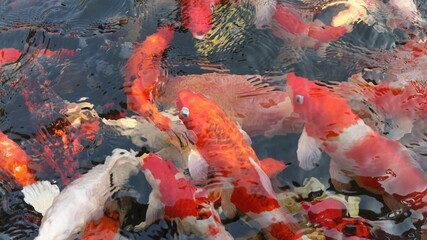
0 130 35 186
176 90 308 240
286 73 427 219
159 73 302 137
140 153 233 239
123 26 174 132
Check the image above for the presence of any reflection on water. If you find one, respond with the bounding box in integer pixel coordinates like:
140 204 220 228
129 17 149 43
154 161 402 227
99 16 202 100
0 0 426 239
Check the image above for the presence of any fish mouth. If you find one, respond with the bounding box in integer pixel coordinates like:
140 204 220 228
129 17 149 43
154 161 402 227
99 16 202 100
192 31 206 40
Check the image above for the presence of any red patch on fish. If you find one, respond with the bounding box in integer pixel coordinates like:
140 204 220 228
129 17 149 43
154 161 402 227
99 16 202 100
81 210 120 240
0 48 21 64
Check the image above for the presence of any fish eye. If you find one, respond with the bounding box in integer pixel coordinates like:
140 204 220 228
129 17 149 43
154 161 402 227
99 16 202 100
296 95 304 104
180 107 190 118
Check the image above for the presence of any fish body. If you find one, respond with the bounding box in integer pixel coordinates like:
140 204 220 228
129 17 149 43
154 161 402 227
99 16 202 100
123 26 174 132
35 149 140 240
180 0 221 39
140 153 233 239
0 48 21 64
176 90 306 240
287 73 427 218
0 130 35 186
272 2 349 48
159 73 301 137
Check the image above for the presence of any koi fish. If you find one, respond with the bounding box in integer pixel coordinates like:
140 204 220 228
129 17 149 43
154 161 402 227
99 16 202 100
286 73 427 220
21 78 96 186
339 73 427 141
272 2 350 48
176 90 309 240
123 26 174 132
159 73 302 137
0 130 35 186
35 149 140 240
138 153 233 239
180 0 221 39
124 26 300 137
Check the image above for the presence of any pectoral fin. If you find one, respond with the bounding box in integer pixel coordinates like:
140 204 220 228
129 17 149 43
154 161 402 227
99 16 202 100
221 183 237 219
144 192 164 227
260 158 288 178
22 181 60 215
297 127 322 170
188 149 209 181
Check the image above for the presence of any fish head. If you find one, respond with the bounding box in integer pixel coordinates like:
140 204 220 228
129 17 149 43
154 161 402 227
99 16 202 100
181 1 214 39
176 90 225 144
107 149 141 187
286 73 350 124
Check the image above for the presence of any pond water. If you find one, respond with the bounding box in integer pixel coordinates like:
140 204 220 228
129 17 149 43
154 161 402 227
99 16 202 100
0 0 427 239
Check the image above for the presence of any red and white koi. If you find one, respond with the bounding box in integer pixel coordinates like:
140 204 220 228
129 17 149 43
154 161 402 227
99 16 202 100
176 90 310 240
139 153 233 239
286 73 427 219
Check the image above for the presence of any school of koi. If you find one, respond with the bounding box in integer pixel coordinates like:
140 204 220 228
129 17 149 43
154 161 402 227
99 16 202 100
1 0 427 239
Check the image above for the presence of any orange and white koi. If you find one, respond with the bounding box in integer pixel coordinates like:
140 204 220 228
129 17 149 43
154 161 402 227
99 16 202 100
286 73 427 219
123 26 174 132
35 149 140 240
139 153 233 239
176 90 308 240
159 73 301 137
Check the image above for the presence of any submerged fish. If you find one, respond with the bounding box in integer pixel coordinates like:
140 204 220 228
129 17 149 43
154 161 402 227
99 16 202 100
0 130 35 186
123 26 174 132
180 0 221 39
125 26 299 137
176 90 309 240
272 1 350 48
338 73 427 140
286 73 427 220
139 153 233 239
35 149 140 240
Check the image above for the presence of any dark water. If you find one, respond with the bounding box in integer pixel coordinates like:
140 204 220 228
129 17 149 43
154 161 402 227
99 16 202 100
0 0 426 239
